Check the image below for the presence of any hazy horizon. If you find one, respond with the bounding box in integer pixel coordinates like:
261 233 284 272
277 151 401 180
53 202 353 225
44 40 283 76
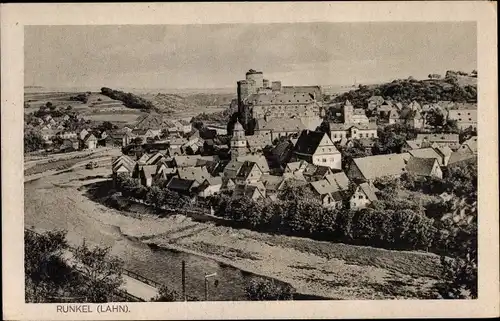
25 22 477 90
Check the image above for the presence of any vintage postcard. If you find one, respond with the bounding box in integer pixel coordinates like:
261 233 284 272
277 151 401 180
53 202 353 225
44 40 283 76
1 2 498 320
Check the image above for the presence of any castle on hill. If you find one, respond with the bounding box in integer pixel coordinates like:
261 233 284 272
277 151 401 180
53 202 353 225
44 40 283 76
236 69 324 133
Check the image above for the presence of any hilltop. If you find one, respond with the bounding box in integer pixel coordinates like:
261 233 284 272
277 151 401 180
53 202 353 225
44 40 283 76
332 71 477 109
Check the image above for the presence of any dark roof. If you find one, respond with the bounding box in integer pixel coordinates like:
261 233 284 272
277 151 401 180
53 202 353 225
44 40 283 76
236 161 259 179
405 157 438 176
167 177 195 192
294 130 325 155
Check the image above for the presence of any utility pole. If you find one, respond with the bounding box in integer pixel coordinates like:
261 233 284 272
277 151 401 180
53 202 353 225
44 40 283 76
182 260 186 301
204 273 217 301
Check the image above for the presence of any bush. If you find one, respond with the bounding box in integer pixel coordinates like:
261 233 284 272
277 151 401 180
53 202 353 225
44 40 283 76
245 279 295 301
24 130 45 152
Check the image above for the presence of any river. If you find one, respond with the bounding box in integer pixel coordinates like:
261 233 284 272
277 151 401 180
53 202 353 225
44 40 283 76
24 174 322 301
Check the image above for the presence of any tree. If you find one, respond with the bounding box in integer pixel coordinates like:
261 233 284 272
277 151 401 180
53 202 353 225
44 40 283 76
72 241 124 303
152 285 179 302
24 130 45 152
132 137 144 145
66 105 73 111
99 121 114 132
46 102 53 109
425 108 446 129
245 279 295 301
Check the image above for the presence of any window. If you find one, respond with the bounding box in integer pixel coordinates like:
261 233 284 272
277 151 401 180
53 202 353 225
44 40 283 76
334 134 337 138
458 113 461 116
371 133 375 137
358 195 363 199
322 158 327 162
469 118 472 121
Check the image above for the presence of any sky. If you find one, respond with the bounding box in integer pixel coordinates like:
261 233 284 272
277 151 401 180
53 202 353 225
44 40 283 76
25 22 477 90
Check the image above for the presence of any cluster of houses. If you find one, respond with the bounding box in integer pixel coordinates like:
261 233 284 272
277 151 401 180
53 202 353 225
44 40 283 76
111 114 477 211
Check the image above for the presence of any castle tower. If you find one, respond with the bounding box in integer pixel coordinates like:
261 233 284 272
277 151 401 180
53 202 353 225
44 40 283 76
231 120 247 159
343 100 353 124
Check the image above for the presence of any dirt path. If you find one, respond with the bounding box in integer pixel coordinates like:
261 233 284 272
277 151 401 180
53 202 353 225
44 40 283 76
24 165 441 300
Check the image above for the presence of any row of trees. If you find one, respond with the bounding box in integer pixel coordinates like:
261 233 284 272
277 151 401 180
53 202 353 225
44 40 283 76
101 87 155 111
25 229 126 303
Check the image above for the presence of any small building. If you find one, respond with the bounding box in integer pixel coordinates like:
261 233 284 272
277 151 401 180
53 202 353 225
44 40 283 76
459 136 478 155
416 133 460 151
166 177 197 195
350 182 378 209
198 176 223 198
139 165 158 187
347 153 411 183
60 138 79 152
234 161 263 184
447 108 477 131
405 157 443 179
82 133 98 150
408 147 444 166
232 184 266 201
177 166 211 185
309 179 344 209
294 130 342 170
236 154 270 174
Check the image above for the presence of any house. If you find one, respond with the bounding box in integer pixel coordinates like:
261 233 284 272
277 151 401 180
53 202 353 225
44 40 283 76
177 166 211 185
388 109 401 125
166 177 197 195
173 155 215 168
447 108 477 131
198 176 223 198
236 154 270 174
416 133 460 150
302 163 334 182
40 128 57 143
350 182 378 209
56 130 77 140
221 177 236 192
347 153 411 183
405 157 443 179
367 95 385 110
246 134 272 153
448 151 477 167
259 174 286 198
132 129 157 141
222 160 244 180
168 137 188 149
178 120 192 134
408 110 424 129
82 133 98 150
78 129 89 141
284 160 309 174
232 184 266 201
459 136 477 155
293 130 342 170
139 165 158 187
268 140 294 168
346 138 376 154
195 159 223 176
309 179 344 209
401 139 430 153
330 123 378 141
408 100 422 112
324 171 351 191
234 161 263 184
254 118 307 141
433 145 453 166
60 138 79 151
146 152 167 165
408 147 444 166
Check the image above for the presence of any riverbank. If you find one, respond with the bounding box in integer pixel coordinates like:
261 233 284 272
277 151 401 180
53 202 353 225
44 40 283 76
24 166 442 300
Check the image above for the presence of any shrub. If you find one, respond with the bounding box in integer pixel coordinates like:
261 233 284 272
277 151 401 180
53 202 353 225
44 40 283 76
245 279 295 301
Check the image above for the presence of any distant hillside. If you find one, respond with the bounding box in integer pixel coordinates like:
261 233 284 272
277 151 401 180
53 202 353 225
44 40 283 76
142 93 236 114
333 71 477 109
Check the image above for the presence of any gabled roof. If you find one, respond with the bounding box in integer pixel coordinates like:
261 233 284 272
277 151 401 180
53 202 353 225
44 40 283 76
195 159 221 175
352 153 410 181
389 109 400 119
294 130 326 155
448 151 476 165
324 172 350 191
174 155 214 168
416 133 459 142
348 123 377 130
236 155 270 173
358 182 378 202
167 177 196 192
205 176 222 186
461 136 478 153
406 157 438 177
408 148 442 164
303 163 332 178
434 145 453 158
285 160 309 173
236 161 261 180
223 160 244 178
246 134 272 148
310 179 337 196
404 140 424 150
260 174 285 192
146 152 166 165
177 166 211 184
330 123 348 131
233 184 265 200
140 165 157 179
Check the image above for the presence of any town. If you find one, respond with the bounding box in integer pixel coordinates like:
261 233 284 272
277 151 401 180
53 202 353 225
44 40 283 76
24 68 478 301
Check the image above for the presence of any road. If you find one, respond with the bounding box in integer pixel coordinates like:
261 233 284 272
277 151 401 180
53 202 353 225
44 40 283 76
121 275 159 301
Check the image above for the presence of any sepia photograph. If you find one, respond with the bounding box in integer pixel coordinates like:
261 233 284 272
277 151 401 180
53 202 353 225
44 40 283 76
2 2 498 320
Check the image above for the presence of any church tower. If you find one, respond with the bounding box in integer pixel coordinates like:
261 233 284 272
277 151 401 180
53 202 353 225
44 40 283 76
343 100 353 124
231 120 247 159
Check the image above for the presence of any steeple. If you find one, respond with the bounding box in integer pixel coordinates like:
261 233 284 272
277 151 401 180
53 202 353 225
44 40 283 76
231 120 247 159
